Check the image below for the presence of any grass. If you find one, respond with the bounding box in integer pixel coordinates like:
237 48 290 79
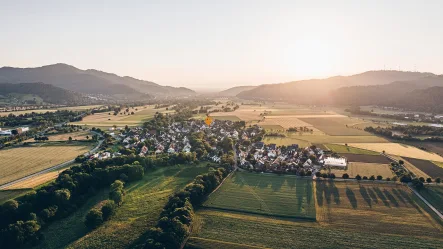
57 105 104 111
37 164 210 249
288 134 388 143
0 189 31 204
204 172 316 219
325 144 380 155
300 117 370 136
25 131 91 142
420 185 443 215
0 145 90 186
0 109 58 116
211 115 241 121
259 124 285 131
328 162 395 179
346 143 443 162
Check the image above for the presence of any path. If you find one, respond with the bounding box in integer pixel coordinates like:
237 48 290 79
0 132 103 190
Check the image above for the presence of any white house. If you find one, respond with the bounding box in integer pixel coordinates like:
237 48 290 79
324 157 347 168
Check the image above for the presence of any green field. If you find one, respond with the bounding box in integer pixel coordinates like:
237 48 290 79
259 124 285 131
325 143 380 155
204 172 316 219
419 185 443 214
0 189 31 204
35 164 210 249
188 180 443 248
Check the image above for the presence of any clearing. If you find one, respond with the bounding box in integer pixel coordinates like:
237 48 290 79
345 143 443 162
328 162 394 179
0 145 90 186
35 164 210 249
204 172 316 219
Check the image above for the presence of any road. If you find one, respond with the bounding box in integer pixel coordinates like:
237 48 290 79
408 184 443 220
0 132 103 190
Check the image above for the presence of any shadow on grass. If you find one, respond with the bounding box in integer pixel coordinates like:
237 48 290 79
359 186 372 208
383 189 399 207
373 187 390 207
346 187 357 209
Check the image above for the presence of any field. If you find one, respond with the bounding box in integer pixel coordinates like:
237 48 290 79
204 172 316 219
389 155 431 179
2 171 60 190
211 115 241 121
325 144 380 155
25 131 91 142
259 124 285 131
434 161 443 168
0 109 57 116
300 117 370 136
0 145 90 185
340 153 392 164
328 162 394 179
70 105 173 127
57 105 103 111
404 157 443 179
345 143 443 162
419 185 443 214
262 137 311 148
35 164 210 249
188 181 442 248
262 135 387 148
0 189 31 204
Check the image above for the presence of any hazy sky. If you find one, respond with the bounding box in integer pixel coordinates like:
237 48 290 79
1 0 442 90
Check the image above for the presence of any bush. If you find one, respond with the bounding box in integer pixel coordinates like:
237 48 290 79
342 173 349 179
355 175 362 180
85 209 103 229
101 200 117 221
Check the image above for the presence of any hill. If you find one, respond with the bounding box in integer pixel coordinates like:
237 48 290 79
0 64 195 96
217 86 257 96
329 76 443 112
0 82 91 105
237 71 434 103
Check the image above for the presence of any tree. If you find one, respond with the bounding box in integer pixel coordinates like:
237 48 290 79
101 200 117 221
376 175 383 181
86 135 89 140
411 178 424 191
315 172 321 177
356 174 362 181
342 173 349 179
68 136 73 143
386 177 391 181
85 209 103 229
110 190 124 206
436 177 441 184
3 199 19 212
419 177 425 183
426 178 432 183
369 175 375 181
398 160 404 165
363 176 368 180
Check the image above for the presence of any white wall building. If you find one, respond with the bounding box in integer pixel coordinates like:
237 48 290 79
324 157 347 168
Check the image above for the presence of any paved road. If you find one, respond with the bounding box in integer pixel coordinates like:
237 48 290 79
0 132 103 190
408 184 443 220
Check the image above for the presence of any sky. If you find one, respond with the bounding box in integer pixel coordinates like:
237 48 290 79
1 0 442 90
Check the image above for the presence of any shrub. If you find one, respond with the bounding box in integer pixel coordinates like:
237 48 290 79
85 209 103 229
101 200 117 221
342 173 349 179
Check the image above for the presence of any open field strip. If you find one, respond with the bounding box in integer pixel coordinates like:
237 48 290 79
404 157 443 179
25 131 91 142
433 161 443 168
0 189 31 204
263 135 387 147
300 117 371 136
57 105 104 110
211 115 241 121
325 144 380 155
0 109 57 116
0 145 90 185
2 171 59 190
388 155 431 179
345 143 443 162
328 162 395 179
260 116 318 129
35 164 211 249
205 172 316 219
419 185 443 214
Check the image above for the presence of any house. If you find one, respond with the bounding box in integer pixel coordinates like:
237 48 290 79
183 143 192 153
324 157 347 168
254 142 264 149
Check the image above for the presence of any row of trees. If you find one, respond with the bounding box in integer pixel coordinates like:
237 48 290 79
144 167 229 249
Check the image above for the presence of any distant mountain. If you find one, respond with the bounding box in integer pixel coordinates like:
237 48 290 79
0 82 89 105
329 75 443 112
217 86 257 96
0 64 195 96
237 71 434 103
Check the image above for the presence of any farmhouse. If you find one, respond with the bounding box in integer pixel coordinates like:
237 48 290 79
324 157 347 168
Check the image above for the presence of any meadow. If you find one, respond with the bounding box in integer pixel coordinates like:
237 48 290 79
25 131 91 142
0 145 90 185
35 164 210 249
204 172 316 219
188 180 442 248
403 157 443 179
328 162 394 179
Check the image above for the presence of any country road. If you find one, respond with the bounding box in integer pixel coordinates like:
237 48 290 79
0 132 103 190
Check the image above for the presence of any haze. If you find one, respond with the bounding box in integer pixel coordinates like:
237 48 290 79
1 0 443 89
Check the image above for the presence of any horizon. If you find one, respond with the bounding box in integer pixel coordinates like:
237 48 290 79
2 0 443 89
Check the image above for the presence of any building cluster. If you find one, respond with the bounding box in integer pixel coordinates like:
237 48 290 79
0 127 30 136
238 142 347 175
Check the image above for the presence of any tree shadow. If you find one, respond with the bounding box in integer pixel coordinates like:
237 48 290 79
398 189 423 213
316 180 324 207
367 188 379 204
346 187 357 209
383 189 399 207
306 180 313 206
391 189 406 205
329 180 340 205
373 187 390 207
271 177 284 191
359 186 372 208
287 177 296 189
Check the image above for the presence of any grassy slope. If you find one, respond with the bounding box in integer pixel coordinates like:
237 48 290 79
419 185 443 214
326 143 380 155
37 164 209 249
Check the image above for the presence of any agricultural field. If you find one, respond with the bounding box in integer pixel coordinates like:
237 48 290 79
419 185 443 214
325 144 380 155
25 131 91 142
434 161 443 168
300 117 370 136
260 116 319 130
211 115 241 121
345 143 443 162
204 172 316 219
0 145 91 185
263 135 387 148
70 105 173 127
35 164 211 249
57 105 104 111
404 157 443 179
389 155 431 179
2 171 60 190
328 162 395 179
262 137 311 148
340 154 392 164
0 109 57 116
0 189 31 204
257 124 285 131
